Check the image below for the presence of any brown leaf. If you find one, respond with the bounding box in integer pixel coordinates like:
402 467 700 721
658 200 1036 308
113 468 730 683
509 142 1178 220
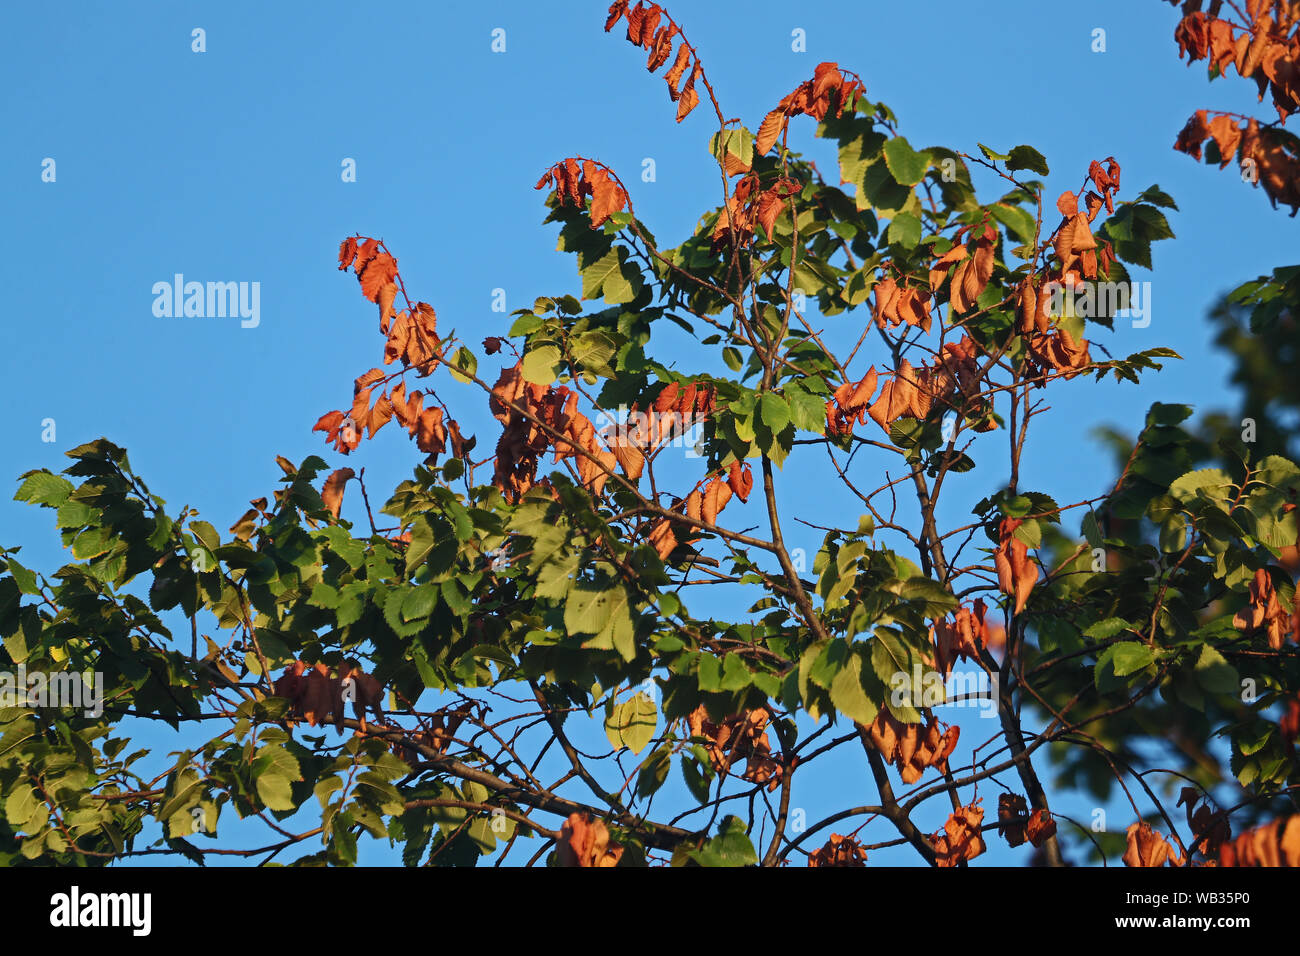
338 237 358 271
1122 821 1176 868
933 803 986 867
1026 809 1057 848
557 812 623 867
756 108 787 155
994 518 1036 615
808 833 868 867
321 468 355 520
676 62 701 122
358 252 399 303
1206 114 1243 168
726 459 753 502
663 41 692 100
997 793 1029 848
701 476 733 526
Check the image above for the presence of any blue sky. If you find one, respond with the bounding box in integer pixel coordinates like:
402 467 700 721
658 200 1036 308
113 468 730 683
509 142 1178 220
1 1 1291 865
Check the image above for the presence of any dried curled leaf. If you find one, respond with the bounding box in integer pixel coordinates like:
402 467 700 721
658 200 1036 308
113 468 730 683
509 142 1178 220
1122 821 1180 868
808 833 868 867
556 812 624 867
321 468 355 520
994 517 1037 615
536 158 630 229
605 1 704 122
933 803 986 867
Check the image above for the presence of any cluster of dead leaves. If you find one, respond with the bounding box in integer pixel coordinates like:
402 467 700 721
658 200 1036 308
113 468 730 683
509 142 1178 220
557 812 624 867
1217 813 1300 866
808 832 868 867
607 381 716 477
1120 797 1298 867
825 366 879 437
861 710 959 784
873 275 934 333
829 336 987 438
645 458 750 561
994 517 1037 616
393 702 475 766
1170 0 1300 212
605 1 702 122
1176 111 1300 213
535 158 629 229
1177 787 1232 860
1016 278 1055 338
1024 322 1092 382
710 175 802 250
339 238 445 374
338 236 399 322
928 222 996 317
756 62 866 156
996 793 1057 849
687 704 785 790
933 600 990 678
271 659 384 733
1053 173 1118 285
933 802 986 867
316 239 465 460
1122 820 1184 867
1172 2 1300 120
856 359 931 435
314 369 467 462
490 363 566 498
1232 566 1300 649
488 362 606 500
229 494 272 543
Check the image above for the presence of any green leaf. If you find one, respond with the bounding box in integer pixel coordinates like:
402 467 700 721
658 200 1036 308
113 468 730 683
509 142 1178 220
1110 642 1155 677
521 344 563 385
991 203 1037 245
871 631 923 723
829 647 879 726
1084 618 1131 640
1005 145 1049 176
882 137 930 187
256 773 295 812
686 815 757 867
1135 185 1179 210
1169 468 1235 505
681 751 713 804
565 581 637 662
604 691 657 755
14 472 75 507
886 211 922 248
1194 645 1239 695
636 745 672 799
710 128 754 172
448 346 478 384
582 246 639 304
758 392 791 435
572 330 618 376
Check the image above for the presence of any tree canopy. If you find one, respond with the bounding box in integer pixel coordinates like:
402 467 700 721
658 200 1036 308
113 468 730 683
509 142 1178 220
2 0 1299 868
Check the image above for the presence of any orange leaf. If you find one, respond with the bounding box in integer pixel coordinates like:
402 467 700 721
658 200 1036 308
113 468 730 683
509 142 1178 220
321 468 355 520
701 477 733 525
663 42 692 100
756 108 787 155
676 62 701 122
